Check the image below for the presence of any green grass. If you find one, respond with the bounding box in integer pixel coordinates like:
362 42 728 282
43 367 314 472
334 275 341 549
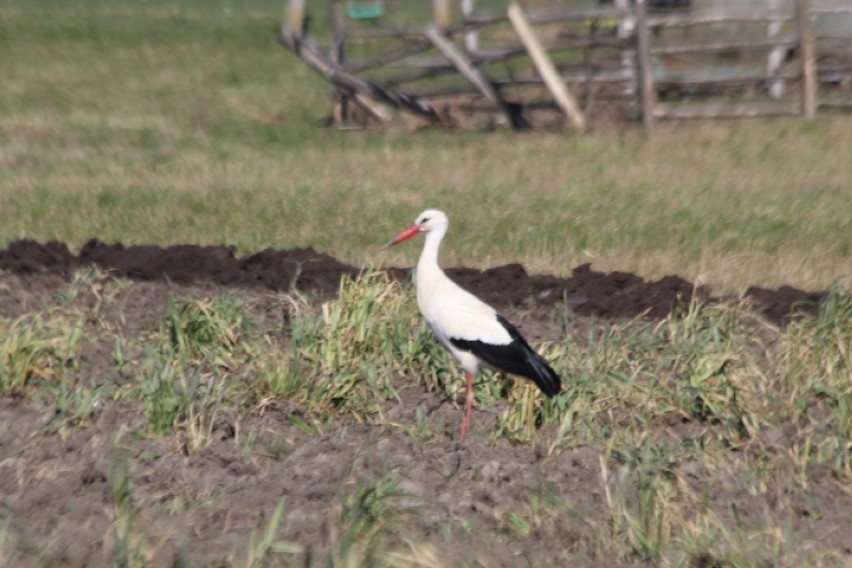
1 0 850 293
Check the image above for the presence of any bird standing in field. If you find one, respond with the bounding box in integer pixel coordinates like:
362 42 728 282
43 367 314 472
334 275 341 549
382 209 561 439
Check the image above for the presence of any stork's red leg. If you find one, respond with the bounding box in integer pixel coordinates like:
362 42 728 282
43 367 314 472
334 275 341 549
460 371 474 440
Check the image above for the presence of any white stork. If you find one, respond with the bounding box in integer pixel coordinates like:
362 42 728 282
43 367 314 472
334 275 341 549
382 209 561 439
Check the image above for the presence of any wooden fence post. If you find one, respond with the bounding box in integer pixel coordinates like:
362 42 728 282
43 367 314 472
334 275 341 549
615 0 635 97
286 0 306 36
507 1 585 131
434 0 452 30
796 0 817 119
766 0 786 98
634 0 656 133
330 0 346 63
461 0 479 53
330 0 349 125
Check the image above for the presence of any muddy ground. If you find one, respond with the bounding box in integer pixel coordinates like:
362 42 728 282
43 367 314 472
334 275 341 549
0 239 828 324
0 241 846 567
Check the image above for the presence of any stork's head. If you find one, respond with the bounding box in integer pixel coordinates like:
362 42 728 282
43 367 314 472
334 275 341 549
381 209 448 249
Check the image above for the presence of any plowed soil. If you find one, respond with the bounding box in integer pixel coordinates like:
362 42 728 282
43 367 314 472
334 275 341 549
0 239 828 324
0 240 844 567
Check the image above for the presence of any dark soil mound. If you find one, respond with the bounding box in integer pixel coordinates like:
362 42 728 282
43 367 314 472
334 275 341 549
0 239 829 324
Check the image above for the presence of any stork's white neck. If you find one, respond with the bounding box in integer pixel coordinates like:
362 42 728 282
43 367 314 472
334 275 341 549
417 223 448 275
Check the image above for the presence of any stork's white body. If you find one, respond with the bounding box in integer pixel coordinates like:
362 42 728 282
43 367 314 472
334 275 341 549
384 209 561 439
415 221 511 375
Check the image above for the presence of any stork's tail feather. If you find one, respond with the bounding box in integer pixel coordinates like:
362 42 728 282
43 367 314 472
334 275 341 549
524 349 561 397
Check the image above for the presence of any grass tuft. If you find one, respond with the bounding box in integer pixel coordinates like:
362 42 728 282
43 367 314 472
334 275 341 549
267 272 454 419
137 293 254 451
0 310 84 395
325 467 423 568
246 500 303 567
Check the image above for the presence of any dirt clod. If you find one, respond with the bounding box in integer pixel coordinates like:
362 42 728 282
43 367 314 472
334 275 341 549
0 240 830 324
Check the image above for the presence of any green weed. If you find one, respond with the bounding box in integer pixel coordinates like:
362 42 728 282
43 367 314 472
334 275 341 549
269 273 453 418
0 509 13 567
108 452 148 568
325 468 422 568
137 293 253 451
245 500 303 568
0 310 84 395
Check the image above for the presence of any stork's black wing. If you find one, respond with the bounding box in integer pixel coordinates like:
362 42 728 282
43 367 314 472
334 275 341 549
450 314 561 397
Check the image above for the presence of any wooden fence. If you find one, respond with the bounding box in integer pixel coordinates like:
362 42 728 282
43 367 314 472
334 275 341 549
279 0 852 132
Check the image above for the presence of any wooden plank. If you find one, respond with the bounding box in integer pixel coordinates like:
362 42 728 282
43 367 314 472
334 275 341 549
507 1 585 131
355 6 629 39
384 57 465 70
278 30 440 124
654 100 800 119
658 68 800 86
352 93 393 122
635 1 655 134
466 7 628 27
647 13 792 28
347 40 434 73
469 46 529 62
491 68 636 85
461 9 801 39
411 84 635 101
520 6 627 24
383 34 628 69
384 66 460 88
819 63 852 73
425 25 526 128
486 68 633 86
551 36 630 50
651 36 799 56
809 8 852 15
796 0 818 119
473 35 629 57
819 94 852 108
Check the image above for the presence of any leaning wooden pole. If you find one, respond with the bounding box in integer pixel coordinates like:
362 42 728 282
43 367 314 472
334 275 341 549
796 0 817 119
278 32 444 123
508 1 585 131
426 25 526 128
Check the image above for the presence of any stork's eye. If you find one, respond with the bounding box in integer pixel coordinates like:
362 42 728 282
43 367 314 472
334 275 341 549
420 217 430 225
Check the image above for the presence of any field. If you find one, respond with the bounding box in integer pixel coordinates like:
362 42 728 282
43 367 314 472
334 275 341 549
1 1 851 567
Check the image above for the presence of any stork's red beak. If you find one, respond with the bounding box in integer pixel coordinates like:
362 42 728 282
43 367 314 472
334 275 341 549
381 224 421 250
